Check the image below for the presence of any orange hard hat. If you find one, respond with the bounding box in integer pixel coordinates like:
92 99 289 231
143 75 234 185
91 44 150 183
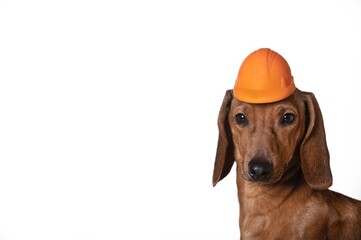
233 48 296 103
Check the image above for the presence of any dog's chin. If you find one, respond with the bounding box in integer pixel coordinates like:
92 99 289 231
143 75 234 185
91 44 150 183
241 171 284 185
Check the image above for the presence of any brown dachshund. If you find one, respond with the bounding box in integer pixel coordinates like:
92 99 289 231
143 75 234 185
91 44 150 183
213 89 361 239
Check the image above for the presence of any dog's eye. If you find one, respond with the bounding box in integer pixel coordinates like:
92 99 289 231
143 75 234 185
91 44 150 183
235 113 248 126
281 113 295 125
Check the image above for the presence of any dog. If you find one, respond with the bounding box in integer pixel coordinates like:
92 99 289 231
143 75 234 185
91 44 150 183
213 89 361 239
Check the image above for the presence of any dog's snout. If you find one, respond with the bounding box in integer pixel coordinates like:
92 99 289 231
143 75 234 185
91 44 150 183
248 158 272 181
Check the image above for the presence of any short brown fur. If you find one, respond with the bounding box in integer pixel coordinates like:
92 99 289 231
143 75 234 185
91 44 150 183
213 89 361 239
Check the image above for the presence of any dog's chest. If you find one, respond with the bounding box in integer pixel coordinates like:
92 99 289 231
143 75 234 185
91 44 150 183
239 200 294 239
240 212 292 239
241 213 268 235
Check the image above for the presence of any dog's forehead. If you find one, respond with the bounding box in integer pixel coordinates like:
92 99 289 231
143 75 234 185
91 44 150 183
231 93 299 112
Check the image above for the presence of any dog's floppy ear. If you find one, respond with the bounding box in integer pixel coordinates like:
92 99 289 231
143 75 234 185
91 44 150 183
213 90 235 187
300 92 332 190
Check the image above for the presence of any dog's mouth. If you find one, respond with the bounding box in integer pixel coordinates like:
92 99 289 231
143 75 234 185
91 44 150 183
243 173 284 184
240 160 286 185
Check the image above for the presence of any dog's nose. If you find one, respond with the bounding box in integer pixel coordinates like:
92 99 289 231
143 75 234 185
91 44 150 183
248 158 272 181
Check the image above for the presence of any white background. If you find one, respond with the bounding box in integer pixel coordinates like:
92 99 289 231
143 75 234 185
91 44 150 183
0 0 360 239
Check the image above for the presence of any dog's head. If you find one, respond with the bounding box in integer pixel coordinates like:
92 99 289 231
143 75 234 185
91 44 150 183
212 89 332 190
